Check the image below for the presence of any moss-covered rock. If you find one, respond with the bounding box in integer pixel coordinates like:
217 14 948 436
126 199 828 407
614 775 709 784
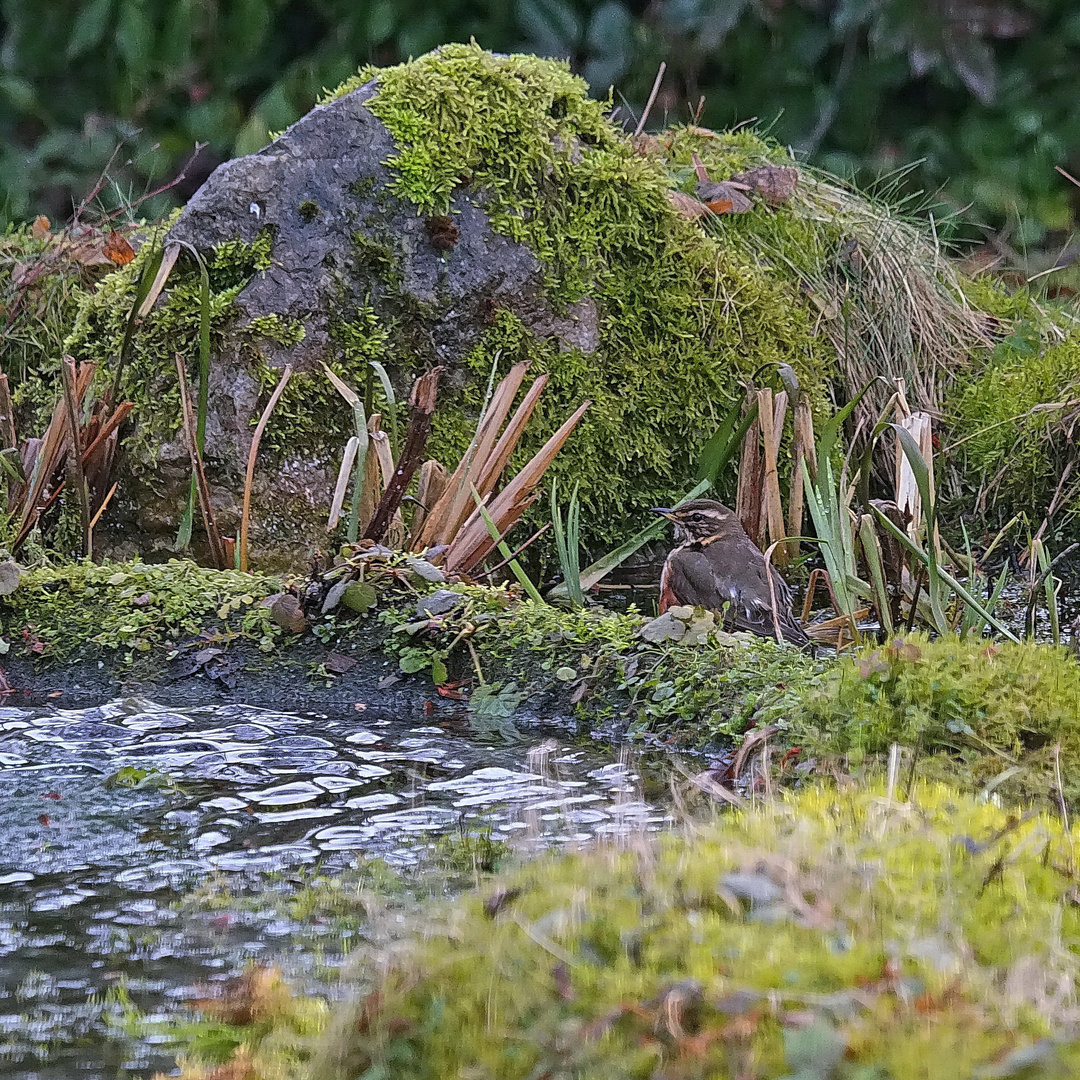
786 634 1080 806
2 43 1006 566
291 781 1080 1080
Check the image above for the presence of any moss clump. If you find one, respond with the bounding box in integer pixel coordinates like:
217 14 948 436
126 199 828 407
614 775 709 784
949 325 1080 522
787 634 1080 804
0 559 286 660
306 781 1080 1079
326 44 834 548
255 301 392 456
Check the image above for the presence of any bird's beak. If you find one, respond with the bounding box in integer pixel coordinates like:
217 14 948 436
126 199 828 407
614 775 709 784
650 507 676 520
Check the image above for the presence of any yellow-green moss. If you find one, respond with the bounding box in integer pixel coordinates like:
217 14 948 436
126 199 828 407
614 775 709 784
949 326 1080 520
0 559 285 660
304 781 1080 1080
787 634 1080 805
323 44 835 548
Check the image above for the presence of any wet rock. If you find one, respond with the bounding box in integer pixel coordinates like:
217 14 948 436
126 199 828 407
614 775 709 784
415 589 464 618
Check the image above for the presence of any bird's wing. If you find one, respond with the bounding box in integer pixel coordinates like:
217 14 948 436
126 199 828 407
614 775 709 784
668 545 809 646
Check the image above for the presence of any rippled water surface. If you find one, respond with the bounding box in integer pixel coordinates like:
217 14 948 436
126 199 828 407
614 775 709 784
0 698 673 1079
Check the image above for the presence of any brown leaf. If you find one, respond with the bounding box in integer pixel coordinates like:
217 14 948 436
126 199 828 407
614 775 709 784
695 180 753 213
103 231 135 265
729 165 799 207
436 681 467 700
31 215 51 239
667 190 708 219
268 593 306 634
324 651 357 674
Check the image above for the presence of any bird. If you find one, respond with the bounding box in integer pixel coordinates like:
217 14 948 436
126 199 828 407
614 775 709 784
651 499 810 648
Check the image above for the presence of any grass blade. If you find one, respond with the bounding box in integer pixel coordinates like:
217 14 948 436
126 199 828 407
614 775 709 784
471 484 545 604
239 364 292 572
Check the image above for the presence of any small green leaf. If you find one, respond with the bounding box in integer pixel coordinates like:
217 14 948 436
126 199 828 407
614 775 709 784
431 655 448 684
342 581 378 613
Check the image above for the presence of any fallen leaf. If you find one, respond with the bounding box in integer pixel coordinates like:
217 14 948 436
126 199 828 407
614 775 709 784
437 681 467 701
695 180 753 213
268 594 305 633
729 165 799 207
31 215 51 239
43 792 62 800
353 702 367 711
39 814 52 826
324 651 357 675
377 674 401 689
104 231 136 265
667 190 708 219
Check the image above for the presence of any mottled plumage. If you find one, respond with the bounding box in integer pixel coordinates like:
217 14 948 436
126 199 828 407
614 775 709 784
652 499 809 648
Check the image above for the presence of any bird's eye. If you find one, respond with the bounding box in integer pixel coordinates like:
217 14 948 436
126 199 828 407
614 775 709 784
691 513 703 522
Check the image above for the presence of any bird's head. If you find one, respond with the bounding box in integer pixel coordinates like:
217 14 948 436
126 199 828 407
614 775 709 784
651 499 738 543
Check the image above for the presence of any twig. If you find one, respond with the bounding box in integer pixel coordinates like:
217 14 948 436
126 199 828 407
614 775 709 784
365 367 442 543
634 62 667 137
89 481 118 531
239 364 292 572
480 522 552 580
60 358 92 558
762 540 785 644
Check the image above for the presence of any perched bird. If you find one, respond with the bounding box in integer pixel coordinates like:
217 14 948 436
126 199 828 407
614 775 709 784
651 499 810 648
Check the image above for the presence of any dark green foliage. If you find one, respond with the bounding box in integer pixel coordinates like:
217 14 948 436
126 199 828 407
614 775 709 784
3 0 1078 251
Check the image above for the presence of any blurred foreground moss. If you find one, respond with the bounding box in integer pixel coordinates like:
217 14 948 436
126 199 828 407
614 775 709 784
178 781 1080 1079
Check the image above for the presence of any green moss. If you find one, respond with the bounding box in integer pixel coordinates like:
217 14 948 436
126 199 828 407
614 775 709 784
308 781 1080 1080
321 45 835 548
2 224 99 431
62 221 277 463
243 313 306 347
949 326 1080 521
298 200 321 222
256 301 391 455
0 558 285 661
787 634 1080 805
378 585 817 745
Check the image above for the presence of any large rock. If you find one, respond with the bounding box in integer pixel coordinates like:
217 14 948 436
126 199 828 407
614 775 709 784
73 45 837 569
109 80 595 568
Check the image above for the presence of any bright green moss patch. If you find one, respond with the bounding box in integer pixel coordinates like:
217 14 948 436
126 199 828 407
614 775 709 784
787 634 1080 805
949 325 1080 522
0 559 286 660
304 781 1080 1080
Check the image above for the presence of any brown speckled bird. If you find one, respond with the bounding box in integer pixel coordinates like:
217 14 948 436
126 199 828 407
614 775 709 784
652 499 809 648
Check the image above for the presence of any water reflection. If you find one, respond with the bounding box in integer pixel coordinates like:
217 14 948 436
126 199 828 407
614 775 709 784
0 697 670 1079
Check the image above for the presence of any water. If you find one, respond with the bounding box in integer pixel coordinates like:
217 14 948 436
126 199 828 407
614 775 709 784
0 698 674 1079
